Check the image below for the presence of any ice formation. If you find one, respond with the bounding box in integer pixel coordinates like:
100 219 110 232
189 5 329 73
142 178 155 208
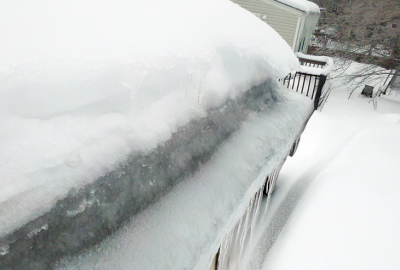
0 0 299 237
0 0 308 268
57 87 313 270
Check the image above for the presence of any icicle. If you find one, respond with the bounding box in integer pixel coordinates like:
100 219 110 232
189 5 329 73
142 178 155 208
216 156 289 269
217 230 234 270
234 216 244 248
261 168 277 222
238 196 255 266
248 187 264 245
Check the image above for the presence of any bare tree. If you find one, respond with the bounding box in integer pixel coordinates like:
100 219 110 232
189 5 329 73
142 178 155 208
309 0 400 92
337 0 399 66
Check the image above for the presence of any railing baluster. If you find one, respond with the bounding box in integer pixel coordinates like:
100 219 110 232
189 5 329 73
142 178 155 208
281 56 330 110
314 75 327 110
300 74 306 94
296 73 301 92
311 76 318 99
292 73 296 90
306 75 312 97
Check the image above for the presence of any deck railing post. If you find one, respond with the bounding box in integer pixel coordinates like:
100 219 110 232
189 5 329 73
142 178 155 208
281 54 332 111
314 75 326 110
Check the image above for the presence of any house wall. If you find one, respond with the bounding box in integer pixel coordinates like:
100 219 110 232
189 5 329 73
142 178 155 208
231 0 299 50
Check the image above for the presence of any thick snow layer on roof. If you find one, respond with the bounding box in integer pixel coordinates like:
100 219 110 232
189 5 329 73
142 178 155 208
0 0 299 236
273 0 320 14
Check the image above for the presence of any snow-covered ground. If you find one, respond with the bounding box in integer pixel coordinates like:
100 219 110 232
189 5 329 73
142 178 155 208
261 62 400 270
310 37 393 58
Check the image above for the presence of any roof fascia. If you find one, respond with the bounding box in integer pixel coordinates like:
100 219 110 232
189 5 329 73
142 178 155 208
259 0 305 16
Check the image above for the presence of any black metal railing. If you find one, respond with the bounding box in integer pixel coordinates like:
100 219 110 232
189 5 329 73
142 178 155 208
280 56 331 110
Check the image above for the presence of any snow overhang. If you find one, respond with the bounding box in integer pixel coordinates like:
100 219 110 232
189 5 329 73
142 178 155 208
295 52 334 76
269 0 320 15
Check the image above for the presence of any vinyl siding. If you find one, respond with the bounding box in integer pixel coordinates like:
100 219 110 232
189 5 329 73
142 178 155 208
231 0 299 49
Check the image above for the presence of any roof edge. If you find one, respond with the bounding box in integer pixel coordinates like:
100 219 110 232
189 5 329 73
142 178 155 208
269 0 320 15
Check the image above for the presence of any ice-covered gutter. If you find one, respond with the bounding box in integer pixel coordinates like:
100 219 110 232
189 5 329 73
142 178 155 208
0 0 299 238
0 0 307 268
57 86 314 270
295 52 334 76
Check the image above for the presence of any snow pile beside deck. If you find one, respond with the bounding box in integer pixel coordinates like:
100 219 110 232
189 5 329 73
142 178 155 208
0 0 298 236
260 61 400 270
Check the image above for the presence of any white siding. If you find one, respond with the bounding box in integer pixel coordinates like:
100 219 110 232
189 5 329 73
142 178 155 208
231 0 299 49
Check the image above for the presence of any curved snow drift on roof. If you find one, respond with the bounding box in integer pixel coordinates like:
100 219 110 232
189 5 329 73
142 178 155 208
0 0 299 237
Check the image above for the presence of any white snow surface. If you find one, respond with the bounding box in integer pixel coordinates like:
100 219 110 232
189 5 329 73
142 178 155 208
296 52 334 76
0 0 299 236
58 87 314 270
260 61 400 269
273 0 320 14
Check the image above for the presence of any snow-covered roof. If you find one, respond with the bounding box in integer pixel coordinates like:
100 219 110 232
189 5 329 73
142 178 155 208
273 0 320 14
0 0 300 238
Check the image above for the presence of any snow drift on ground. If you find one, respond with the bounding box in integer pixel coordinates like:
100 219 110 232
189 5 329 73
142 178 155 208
0 0 299 236
260 60 400 270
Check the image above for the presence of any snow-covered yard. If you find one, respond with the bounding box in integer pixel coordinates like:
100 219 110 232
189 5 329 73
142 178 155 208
261 64 400 270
